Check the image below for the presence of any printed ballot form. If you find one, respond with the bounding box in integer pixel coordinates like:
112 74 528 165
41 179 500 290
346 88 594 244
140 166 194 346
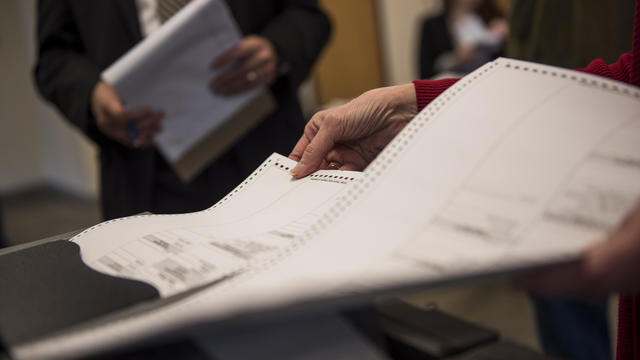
73 154 361 297
15 58 640 360
102 0 274 181
272 60 640 291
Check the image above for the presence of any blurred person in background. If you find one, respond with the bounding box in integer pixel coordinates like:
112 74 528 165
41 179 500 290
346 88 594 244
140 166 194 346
34 0 330 220
419 0 509 79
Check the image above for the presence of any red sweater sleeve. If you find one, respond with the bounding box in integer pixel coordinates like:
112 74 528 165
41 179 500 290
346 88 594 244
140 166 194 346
412 53 634 113
576 53 633 84
412 78 459 112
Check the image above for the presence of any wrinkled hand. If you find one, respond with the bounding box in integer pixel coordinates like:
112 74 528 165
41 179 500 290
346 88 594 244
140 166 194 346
519 202 640 296
210 36 278 96
91 81 163 147
289 84 417 178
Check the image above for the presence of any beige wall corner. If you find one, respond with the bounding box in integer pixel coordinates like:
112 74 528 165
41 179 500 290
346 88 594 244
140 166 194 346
0 0 98 198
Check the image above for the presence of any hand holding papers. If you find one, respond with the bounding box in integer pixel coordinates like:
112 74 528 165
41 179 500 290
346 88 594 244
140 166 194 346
102 0 275 181
289 83 418 177
90 81 164 148
12 58 640 360
210 35 280 96
518 201 640 295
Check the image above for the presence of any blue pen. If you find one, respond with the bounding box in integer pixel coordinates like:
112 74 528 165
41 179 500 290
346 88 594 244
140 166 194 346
128 122 138 143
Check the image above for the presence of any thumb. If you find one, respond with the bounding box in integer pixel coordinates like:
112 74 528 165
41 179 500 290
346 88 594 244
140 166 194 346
290 127 335 178
96 81 123 115
105 92 123 117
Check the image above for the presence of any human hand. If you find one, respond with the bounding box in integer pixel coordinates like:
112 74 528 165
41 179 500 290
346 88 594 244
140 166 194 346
454 44 480 65
90 81 164 147
289 84 417 178
518 202 640 296
210 35 278 96
488 18 509 39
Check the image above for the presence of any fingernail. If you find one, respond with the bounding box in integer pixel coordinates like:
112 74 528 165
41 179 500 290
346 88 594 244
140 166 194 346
290 163 304 177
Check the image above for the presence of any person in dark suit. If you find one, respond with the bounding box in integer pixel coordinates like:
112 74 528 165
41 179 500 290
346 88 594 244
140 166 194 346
35 0 331 220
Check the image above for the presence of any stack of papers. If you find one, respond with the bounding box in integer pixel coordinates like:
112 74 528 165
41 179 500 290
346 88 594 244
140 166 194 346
103 0 274 181
13 58 640 359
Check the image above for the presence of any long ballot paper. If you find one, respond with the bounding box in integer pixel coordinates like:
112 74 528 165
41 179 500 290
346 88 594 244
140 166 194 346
102 0 275 182
13 58 640 359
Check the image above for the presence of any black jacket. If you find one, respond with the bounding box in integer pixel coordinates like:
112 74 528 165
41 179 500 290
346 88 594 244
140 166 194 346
419 14 453 79
35 0 331 219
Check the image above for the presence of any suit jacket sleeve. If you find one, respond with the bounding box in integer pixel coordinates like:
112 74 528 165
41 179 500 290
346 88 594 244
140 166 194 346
419 19 438 79
259 0 331 91
34 0 102 139
419 15 453 80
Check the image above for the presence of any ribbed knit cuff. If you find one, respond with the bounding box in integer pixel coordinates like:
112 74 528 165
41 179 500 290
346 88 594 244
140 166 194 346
413 78 460 112
577 54 634 85
630 0 639 87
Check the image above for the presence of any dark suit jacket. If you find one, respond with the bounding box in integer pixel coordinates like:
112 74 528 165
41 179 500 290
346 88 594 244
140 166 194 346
35 0 331 220
419 14 453 79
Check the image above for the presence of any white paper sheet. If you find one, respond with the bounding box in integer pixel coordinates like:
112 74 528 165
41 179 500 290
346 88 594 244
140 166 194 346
15 58 640 360
102 0 262 162
159 59 640 325
257 59 640 293
72 154 362 297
